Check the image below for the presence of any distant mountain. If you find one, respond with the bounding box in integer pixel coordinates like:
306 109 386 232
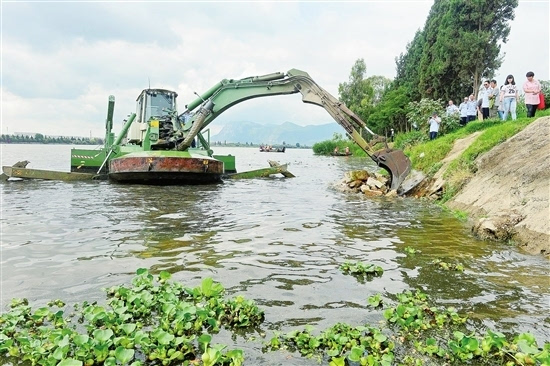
211 121 343 146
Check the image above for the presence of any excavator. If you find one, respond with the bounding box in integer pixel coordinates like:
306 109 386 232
66 68 411 189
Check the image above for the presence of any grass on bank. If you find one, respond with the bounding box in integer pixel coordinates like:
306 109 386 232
401 109 549 202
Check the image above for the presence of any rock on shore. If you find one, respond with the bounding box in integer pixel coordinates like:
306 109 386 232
335 169 398 198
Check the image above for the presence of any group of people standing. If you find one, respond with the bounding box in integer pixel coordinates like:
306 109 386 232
448 71 543 126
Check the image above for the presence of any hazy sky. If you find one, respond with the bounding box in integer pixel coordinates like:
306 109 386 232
2 0 548 137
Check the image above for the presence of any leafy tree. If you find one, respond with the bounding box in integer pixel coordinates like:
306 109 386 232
338 59 374 121
395 0 518 102
395 30 426 101
367 85 410 134
365 75 392 106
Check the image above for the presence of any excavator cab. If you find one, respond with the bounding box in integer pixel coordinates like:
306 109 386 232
128 89 178 144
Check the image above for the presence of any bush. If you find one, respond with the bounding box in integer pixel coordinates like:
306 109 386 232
405 98 446 132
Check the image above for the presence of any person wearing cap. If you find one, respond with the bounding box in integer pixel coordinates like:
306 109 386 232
523 71 541 118
428 112 441 140
458 97 469 126
466 94 477 123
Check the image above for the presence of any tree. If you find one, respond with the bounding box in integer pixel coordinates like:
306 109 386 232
395 0 517 102
368 85 410 134
365 75 392 106
338 59 374 121
447 0 517 97
395 29 427 101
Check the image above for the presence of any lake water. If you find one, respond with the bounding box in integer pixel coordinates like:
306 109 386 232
1 144 548 364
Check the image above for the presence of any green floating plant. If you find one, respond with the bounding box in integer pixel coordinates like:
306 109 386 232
432 258 465 271
367 294 384 308
339 261 384 278
0 269 258 366
404 246 421 255
264 322 395 366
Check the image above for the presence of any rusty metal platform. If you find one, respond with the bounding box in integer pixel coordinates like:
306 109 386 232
108 152 223 184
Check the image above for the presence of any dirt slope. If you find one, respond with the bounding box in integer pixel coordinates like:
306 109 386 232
446 116 550 256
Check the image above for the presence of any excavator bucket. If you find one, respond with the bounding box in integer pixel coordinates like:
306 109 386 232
372 148 411 191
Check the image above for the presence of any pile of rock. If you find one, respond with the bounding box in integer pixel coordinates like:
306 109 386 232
336 170 398 197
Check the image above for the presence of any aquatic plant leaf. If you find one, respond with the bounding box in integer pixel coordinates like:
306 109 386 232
93 329 113 343
348 346 364 361
155 330 174 345
201 277 224 298
33 307 51 317
463 337 479 351
115 346 135 363
517 339 540 354
516 332 537 346
73 334 89 347
374 333 387 343
159 271 171 281
120 323 136 335
202 346 222 366
329 356 345 366
104 356 116 366
57 359 83 366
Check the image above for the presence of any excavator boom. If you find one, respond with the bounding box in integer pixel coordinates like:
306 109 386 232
180 69 411 189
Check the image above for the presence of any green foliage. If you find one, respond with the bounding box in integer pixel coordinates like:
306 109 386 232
431 259 465 271
0 269 258 366
338 59 393 133
405 98 445 133
265 288 550 365
367 85 411 133
338 59 374 122
339 261 384 279
404 246 421 256
367 294 383 308
395 0 518 102
265 323 395 365
3 268 550 365
312 133 366 157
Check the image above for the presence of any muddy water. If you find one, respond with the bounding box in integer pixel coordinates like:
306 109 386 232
1 144 548 364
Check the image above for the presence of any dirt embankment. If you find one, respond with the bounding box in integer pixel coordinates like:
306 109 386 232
411 117 550 256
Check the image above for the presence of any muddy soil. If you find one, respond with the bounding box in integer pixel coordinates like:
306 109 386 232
420 117 549 256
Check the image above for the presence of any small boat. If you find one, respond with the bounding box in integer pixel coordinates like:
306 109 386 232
260 145 285 153
331 151 352 156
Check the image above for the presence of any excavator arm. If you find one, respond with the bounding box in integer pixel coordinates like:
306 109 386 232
180 68 411 190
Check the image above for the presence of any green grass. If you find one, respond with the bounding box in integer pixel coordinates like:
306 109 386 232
404 109 549 202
